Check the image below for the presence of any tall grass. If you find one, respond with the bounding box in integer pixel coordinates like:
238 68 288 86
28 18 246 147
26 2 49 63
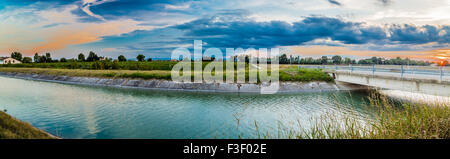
0 111 56 139
247 93 449 139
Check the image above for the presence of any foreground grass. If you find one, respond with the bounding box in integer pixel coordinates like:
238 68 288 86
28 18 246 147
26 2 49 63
0 66 333 82
0 111 56 139
253 93 449 139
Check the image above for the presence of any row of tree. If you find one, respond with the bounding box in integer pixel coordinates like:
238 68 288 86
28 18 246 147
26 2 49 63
279 54 432 66
7 51 153 63
5 52 437 66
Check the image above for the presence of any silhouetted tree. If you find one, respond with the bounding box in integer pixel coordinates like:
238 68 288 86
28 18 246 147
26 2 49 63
34 53 40 62
332 55 342 64
136 54 145 62
78 53 85 62
11 52 22 61
22 57 32 63
45 53 52 62
321 56 328 64
118 55 127 62
279 54 288 64
86 51 99 62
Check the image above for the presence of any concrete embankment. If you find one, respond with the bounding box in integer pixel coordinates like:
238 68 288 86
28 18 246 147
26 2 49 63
0 72 367 93
379 90 450 106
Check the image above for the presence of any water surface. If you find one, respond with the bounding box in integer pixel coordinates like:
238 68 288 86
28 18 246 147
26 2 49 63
0 76 376 138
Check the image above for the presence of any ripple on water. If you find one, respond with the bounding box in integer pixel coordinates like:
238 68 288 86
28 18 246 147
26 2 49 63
0 76 375 139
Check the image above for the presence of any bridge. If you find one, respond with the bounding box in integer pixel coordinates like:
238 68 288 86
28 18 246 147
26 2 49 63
300 65 450 97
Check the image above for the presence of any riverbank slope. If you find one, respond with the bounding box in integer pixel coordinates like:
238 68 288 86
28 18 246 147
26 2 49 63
0 69 367 93
0 111 57 139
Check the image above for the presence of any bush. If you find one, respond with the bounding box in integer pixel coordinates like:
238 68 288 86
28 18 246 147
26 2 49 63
279 68 334 82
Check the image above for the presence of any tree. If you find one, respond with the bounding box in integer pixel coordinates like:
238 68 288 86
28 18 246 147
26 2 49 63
118 55 127 62
86 51 99 62
45 53 52 62
60 58 67 62
34 53 40 63
78 53 85 62
371 56 378 64
331 55 342 64
11 52 23 61
321 56 328 64
38 55 46 63
343 57 352 64
136 54 145 62
22 57 32 63
279 54 288 64
147 58 152 62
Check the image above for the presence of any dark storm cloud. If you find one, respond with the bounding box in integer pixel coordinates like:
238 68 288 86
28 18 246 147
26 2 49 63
174 15 387 48
172 13 449 49
389 24 450 44
85 11 449 55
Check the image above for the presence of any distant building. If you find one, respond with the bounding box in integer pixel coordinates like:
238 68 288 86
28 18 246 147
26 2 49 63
0 57 22 64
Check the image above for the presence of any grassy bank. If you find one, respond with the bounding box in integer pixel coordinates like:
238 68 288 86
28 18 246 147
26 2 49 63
0 61 178 70
0 111 56 139
0 65 333 82
250 93 449 139
0 67 172 80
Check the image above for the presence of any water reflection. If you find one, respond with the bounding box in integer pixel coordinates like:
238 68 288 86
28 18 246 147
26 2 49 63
0 76 376 139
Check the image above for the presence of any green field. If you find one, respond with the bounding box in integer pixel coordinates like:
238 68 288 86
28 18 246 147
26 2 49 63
0 61 178 70
0 62 334 82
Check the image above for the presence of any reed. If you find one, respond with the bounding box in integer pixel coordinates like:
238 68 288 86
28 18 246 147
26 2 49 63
248 93 449 139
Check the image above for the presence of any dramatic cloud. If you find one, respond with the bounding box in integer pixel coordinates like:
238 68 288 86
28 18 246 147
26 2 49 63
173 13 448 49
80 0 115 21
389 25 450 44
0 0 448 60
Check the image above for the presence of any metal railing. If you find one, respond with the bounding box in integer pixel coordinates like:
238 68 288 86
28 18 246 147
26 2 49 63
298 64 449 81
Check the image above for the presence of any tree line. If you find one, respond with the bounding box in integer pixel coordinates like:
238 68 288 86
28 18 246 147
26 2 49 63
4 52 438 66
6 51 152 63
278 54 433 66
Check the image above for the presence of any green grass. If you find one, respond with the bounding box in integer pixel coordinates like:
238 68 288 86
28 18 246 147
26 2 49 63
248 93 449 139
279 67 334 82
0 63 334 82
0 61 179 70
0 67 172 80
0 111 56 139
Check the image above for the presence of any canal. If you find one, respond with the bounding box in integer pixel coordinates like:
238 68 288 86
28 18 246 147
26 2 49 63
0 76 377 139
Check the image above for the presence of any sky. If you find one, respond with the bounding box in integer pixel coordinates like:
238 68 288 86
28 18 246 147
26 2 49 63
0 0 449 61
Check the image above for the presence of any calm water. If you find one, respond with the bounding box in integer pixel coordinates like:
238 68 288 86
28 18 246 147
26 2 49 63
0 76 376 139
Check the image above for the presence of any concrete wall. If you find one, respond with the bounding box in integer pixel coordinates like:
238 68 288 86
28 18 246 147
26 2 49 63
333 72 450 97
0 72 368 94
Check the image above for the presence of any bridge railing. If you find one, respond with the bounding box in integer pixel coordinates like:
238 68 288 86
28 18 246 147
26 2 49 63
298 64 449 81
